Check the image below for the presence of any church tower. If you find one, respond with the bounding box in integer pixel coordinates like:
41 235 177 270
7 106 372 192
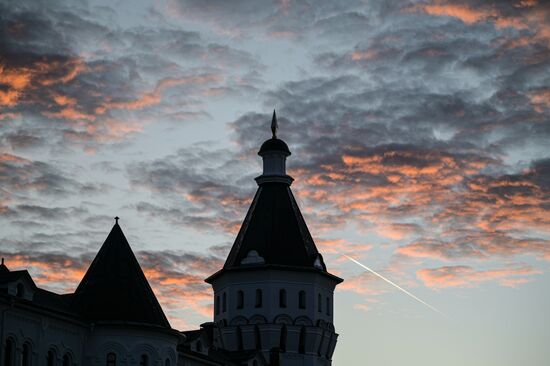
205 112 343 366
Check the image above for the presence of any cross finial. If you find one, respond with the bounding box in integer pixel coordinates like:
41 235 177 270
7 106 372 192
271 110 278 139
114 216 119 225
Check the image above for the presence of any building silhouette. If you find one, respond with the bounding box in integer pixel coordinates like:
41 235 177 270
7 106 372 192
0 112 343 366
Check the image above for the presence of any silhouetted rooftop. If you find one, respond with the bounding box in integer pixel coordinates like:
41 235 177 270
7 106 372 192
220 182 327 272
74 222 170 328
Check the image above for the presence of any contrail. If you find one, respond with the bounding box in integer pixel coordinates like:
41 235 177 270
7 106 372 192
344 254 449 319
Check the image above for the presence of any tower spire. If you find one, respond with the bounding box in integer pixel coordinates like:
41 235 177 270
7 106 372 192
271 110 277 138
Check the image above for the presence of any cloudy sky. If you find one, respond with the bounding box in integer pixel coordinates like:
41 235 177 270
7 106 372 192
1 0 549 364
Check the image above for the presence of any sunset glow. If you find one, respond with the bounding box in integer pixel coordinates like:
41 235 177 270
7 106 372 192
0 0 549 365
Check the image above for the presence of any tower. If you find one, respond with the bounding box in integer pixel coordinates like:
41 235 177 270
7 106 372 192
205 112 343 366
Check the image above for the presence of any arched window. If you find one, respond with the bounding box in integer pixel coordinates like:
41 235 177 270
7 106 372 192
62 353 71 366
4 338 14 366
165 359 171 366
215 295 220 315
326 296 330 315
255 289 262 308
318 294 322 313
237 290 244 309
299 290 306 309
106 352 116 366
47 349 56 366
222 292 227 312
16 283 25 297
279 289 287 308
253 361 258 366
196 340 202 352
280 325 287 352
22 343 31 366
139 354 149 366
298 326 306 354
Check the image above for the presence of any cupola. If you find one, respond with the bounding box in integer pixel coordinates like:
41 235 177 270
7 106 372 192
255 110 294 185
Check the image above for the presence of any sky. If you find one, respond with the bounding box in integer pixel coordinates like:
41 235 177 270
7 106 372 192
0 0 549 365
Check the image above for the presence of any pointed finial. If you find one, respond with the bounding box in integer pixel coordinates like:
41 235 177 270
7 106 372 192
114 216 119 225
271 110 278 139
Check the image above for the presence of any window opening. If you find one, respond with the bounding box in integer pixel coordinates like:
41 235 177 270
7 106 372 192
279 289 287 308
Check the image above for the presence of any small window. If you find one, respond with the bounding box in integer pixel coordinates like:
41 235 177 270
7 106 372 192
215 295 220 315
318 294 322 313
299 290 306 309
139 355 149 366
106 352 116 366
196 340 202 352
222 292 227 312
165 359 171 366
16 283 25 297
63 353 71 366
22 343 31 366
4 338 14 366
47 349 56 366
237 290 244 309
279 289 287 308
255 289 262 308
326 296 330 315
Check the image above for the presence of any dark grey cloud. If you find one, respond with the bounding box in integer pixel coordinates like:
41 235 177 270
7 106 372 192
167 0 406 40
2 204 88 221
0 0 263 151
127 146 258 233
0 153 83 195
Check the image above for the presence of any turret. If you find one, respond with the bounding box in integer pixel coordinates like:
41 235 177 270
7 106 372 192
256 111 293 185
205 112 343 365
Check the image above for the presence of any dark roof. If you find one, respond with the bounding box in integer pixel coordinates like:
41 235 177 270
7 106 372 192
221 182 326 272
0 269 31 284
32 290 78 315
74 223 170 328
258 138 291 155
0 266 80 318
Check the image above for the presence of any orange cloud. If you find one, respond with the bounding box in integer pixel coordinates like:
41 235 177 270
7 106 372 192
0 57 89 110
36 58 88 86
315 238 372 255
0 63 32 106
409 0 550 49
43 107 96 121
417 265 541 288
99 74 222 112
52 94 77 107
409 3 497 24
350 49 379 62
529 88 550 112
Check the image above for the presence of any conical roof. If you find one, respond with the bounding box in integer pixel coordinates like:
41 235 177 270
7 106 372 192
223 182 324 270
74 222 170 328
206 112 342 284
